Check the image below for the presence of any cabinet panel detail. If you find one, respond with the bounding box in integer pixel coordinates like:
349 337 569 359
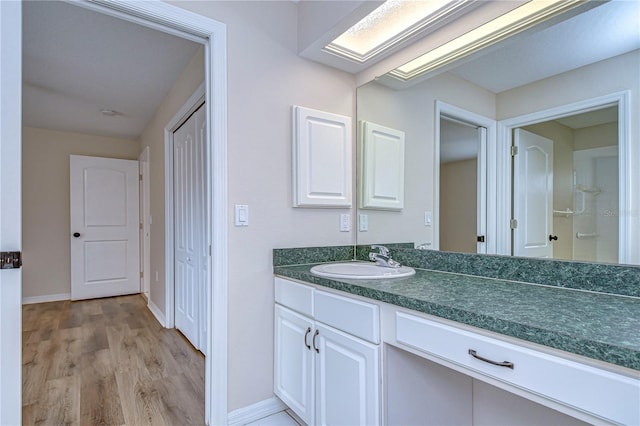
359 121 405 210
274 305 314 425
293 106 352 207
315 323 380 426
315 290 380 344
275 277 314 317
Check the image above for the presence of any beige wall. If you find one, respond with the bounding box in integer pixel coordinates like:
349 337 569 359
165 1 356 411
139 46 205 315
440 159 477 253
575 121 617 151
22 127 140 299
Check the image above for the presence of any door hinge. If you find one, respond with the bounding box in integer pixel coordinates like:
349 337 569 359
510 219 518 229
209 245 212 256
1 251 22 269
139 223 143 230
511 145 518 156
140 271 143 278
139 174 143 181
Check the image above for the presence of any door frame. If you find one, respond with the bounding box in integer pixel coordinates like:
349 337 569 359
139 146 151 299
0 1 23 423
164 83 205 329
497 91 632 264
435 101 496 254
70 2 228 424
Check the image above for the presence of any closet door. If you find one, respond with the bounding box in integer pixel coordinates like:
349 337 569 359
174 104 206 350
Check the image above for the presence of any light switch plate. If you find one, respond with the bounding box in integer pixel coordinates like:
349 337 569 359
359 214 368 232
425 211 432 226
235 204 249 227
339 213 351 232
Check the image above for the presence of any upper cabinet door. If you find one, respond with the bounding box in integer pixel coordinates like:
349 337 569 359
359 121 405 210
292 106 352 208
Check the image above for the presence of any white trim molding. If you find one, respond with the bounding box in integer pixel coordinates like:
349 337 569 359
72 2 229 425
497 91 633 264
227 397 288 426
22 293 70 305
147 299 167 327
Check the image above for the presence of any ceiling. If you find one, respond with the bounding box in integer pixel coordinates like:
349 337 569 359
22 1 637 141
22 1 201 140
440 0 640 93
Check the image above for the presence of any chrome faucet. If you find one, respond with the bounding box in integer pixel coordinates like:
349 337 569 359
369 245 401 268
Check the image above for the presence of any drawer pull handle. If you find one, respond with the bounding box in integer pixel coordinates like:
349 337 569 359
468 349 514 369
304 327 311 350
312 329 320 353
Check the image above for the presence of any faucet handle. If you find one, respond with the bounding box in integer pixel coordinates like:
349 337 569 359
371 245 390 256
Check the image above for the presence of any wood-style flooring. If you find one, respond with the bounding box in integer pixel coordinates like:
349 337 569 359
22 294 205 425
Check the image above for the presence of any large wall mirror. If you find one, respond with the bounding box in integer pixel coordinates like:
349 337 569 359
356 0 640 265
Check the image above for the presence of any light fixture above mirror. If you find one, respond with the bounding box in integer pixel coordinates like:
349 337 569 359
324 0 475 63
390 0 585 81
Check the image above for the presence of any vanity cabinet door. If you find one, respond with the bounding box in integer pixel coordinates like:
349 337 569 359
314 323 380 426
274 304 314 425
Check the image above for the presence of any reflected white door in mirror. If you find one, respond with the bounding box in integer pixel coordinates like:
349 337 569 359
498 91 632 264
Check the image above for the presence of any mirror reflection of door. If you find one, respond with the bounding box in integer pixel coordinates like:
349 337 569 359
439 116 484 253
516 105 618 262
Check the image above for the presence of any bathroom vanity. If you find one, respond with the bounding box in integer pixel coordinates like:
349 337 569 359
273 248 640 425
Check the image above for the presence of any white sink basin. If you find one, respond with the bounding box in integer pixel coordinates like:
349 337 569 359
310 262 415 280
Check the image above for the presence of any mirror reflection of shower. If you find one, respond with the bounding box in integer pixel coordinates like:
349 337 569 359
573 146 618 263
522 105 618 263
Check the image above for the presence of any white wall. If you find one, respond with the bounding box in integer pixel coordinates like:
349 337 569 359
168 1 356 412
22 127 140 300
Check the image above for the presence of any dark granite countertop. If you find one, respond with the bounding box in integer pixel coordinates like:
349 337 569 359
274 263 640 372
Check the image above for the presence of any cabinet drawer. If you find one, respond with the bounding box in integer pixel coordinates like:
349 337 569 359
396 312 639 425
315 290 379 344
275 278 313 317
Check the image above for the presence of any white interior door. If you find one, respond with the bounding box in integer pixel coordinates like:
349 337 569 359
174 104 207 351
0 1 23 423
70 155 140 300
513 129 554 258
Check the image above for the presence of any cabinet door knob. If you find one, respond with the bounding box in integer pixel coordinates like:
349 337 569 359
304 327 311 350
312 329 320 354
73 232 81 238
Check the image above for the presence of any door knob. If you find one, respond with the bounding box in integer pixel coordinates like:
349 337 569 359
548 235 558 241
73 232 81 238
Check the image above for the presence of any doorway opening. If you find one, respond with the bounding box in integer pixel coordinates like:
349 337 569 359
498 92 630 264
435 101 496 254
19 1 227 424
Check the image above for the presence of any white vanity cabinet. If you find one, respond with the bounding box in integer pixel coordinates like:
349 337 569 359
388 309 640 426
274 278 380 425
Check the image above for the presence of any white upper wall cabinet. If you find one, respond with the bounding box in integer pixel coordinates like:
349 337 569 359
293 106 352 208
359 121 405 210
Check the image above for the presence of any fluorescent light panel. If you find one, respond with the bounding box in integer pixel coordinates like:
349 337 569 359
390 0 586 80
325 0 470 63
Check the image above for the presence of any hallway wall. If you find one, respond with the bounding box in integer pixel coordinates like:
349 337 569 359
21 127 139 301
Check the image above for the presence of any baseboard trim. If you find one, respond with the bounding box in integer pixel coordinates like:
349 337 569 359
22 293 70 305
147 299 166 327
227 396 287 426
